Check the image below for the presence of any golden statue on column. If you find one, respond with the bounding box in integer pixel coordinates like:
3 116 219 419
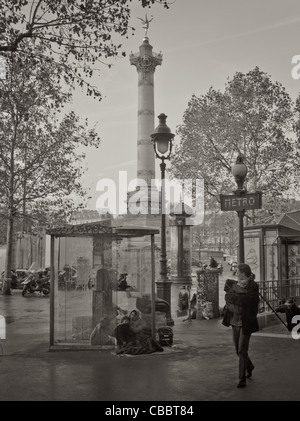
137 14 153 38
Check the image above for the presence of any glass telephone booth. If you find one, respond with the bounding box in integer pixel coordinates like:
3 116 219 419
46 222 159 351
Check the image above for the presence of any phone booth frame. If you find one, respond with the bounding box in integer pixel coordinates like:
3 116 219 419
46 222 159 350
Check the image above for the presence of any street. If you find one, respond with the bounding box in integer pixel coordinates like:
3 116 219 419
0 280 300 401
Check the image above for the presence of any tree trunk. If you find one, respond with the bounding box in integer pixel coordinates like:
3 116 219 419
3 110 17 296
3 212 14 295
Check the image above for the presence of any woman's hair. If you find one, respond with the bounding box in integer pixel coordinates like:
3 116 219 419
237 263 252 278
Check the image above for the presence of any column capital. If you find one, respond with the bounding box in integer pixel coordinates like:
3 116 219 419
130 53 162 73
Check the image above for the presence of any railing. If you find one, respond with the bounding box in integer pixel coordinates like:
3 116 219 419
258 278 300 313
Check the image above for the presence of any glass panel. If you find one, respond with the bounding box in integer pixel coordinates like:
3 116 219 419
112 241 165 355
51 234 164 353
53 236 94 345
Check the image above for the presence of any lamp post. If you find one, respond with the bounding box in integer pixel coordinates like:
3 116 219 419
151 113 174 326
231 155 248 264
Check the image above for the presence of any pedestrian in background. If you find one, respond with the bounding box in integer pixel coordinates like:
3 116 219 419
275 299 300 332
11 269 18 289
230 261 238 275
222 263 259 388
208 256 218 268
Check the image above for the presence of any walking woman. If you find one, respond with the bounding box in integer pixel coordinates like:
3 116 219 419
222 263 259 388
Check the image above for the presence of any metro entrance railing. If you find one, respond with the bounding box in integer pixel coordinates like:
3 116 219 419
258 278 300 313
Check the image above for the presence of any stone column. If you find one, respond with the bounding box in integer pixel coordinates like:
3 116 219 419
129 37 162 215
130 37 162 185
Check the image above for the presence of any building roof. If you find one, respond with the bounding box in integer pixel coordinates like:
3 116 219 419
46 221 159 239
244 210 300 239
277 210 300 232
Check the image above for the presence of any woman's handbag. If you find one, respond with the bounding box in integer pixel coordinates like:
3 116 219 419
221 306 232 327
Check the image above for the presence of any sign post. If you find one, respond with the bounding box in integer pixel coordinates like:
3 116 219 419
220 191 262 263
220 192 262 212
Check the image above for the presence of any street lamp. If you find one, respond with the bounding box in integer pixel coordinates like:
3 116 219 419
151 113 175 326
231 155 248 264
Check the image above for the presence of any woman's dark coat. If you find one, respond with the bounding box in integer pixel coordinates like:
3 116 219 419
222 277 259 335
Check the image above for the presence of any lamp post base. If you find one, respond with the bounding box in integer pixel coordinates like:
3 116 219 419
156 279 174 326
237 209 245 263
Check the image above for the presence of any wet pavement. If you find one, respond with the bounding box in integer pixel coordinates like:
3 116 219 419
0 288 300 402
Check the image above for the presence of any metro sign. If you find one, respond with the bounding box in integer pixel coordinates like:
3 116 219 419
220 191 262 212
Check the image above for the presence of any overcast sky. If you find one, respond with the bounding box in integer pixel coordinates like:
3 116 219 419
69 0 300 212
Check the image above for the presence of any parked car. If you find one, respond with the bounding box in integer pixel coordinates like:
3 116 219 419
224 254 238 265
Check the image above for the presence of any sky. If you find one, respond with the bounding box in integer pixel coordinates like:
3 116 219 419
68 0 300 212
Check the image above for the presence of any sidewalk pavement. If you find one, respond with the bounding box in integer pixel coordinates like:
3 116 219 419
0 290 299 401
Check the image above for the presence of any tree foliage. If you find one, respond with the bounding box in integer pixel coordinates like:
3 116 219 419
192 211 238 257
0 52 100 222
170 67 298 223
0 0 171 98
0 52 100 291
